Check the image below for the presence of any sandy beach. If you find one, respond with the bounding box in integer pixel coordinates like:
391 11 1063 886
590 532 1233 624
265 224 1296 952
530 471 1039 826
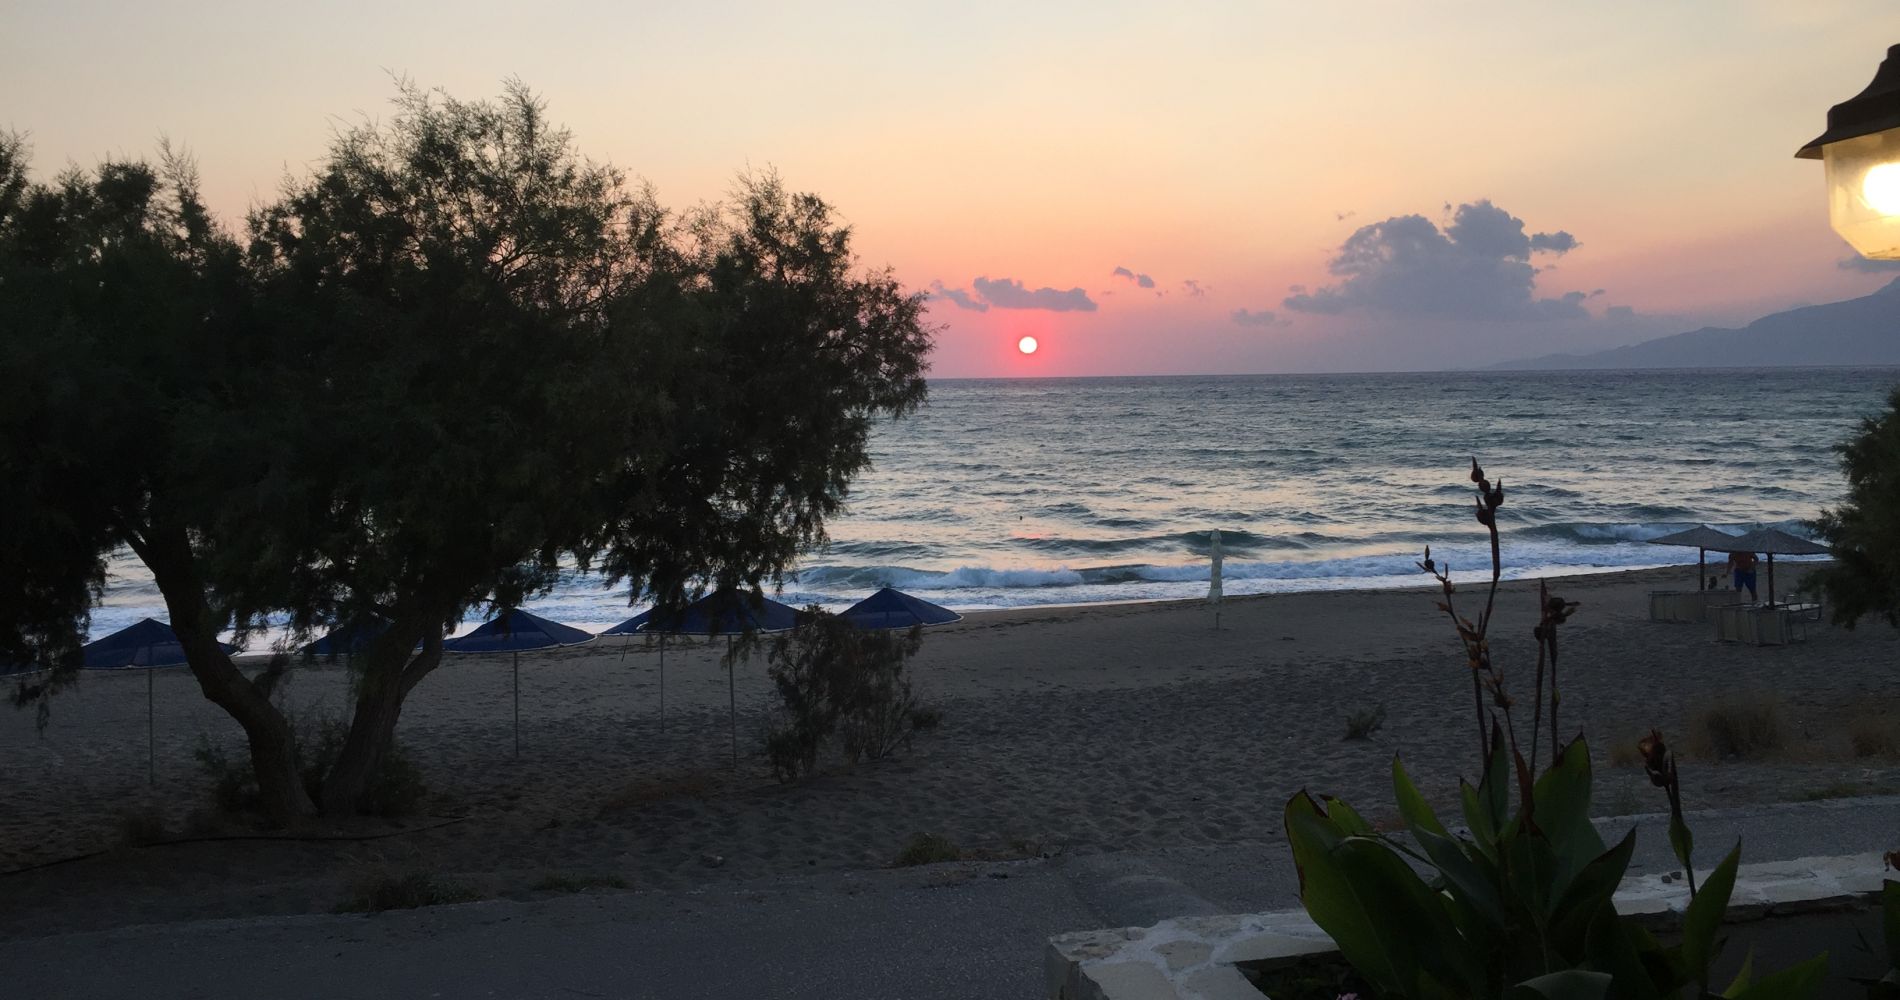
3 562 1897 938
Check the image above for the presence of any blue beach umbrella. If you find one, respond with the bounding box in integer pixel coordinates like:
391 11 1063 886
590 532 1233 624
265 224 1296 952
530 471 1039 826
839 587 962 630
302 615 392 657
444 609 594 757
82 617 239 787
605 589 801 764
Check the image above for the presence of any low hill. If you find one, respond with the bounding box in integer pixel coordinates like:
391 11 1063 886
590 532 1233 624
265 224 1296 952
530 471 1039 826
1494 277 1900 370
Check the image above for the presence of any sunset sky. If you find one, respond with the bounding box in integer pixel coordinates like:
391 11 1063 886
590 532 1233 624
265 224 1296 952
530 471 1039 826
7 1 1899 376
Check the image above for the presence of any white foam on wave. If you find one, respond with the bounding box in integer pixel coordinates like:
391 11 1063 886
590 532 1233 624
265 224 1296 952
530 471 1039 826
77 525 1830 643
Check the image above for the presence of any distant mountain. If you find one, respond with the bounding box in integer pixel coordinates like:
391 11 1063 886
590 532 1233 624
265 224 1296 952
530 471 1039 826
1493 277 1900 370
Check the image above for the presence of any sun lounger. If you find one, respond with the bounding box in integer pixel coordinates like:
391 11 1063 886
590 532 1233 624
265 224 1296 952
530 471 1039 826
1710 603 1808 646
1648 589 1735 623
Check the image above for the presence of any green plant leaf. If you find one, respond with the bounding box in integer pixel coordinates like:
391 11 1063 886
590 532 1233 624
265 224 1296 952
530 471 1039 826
1726 954 1828 1000
1393 755 1449 840
1326 797 1375 837
1667 807 1696 881
1414 823 1506 929
1461 777 1500 861
1483 721 1511 833
1502 817 1561 926
1721 949 1754 997
1285 792 1424 996
1509 969 1613 1000
1683 843 1743 987
1582 901 1672 1000
1549 827 1636 948
1531 736 1607 894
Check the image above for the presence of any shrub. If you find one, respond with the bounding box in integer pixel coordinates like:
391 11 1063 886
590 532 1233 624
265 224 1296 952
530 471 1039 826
298 715 427 818
194 736 259 814
336 870 479 913
1799 782 1869 801
1851 715 1900 759
895 832 961 867
1342 703 1385 741
1809 387 1900 629
1283 461 1828 999
763 611 936 781
195 711 427 819
115 805 170 846
1690 696 1786 760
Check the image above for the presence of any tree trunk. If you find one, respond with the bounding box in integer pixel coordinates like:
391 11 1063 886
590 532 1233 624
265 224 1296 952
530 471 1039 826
319 626 443 815
132 523 316 825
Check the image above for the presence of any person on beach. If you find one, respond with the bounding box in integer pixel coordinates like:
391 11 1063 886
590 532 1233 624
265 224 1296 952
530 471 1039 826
1727 549 1760 601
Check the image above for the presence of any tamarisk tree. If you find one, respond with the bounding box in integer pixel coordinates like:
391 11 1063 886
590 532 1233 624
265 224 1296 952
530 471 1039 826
1811 387 1900 628
0 82 932 822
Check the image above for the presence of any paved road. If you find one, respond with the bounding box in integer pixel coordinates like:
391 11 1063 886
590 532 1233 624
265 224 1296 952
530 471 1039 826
7 797 1898 1000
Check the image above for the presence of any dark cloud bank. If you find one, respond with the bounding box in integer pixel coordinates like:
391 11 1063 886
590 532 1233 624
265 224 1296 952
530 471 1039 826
1285 200 1588 322
929 277 1097 312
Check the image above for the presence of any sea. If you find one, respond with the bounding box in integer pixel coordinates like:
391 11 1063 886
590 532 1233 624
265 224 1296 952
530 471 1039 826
88 367 1900 640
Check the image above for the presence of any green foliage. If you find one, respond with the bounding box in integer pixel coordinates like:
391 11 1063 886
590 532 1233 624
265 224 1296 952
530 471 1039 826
1286 743 1825 999
0 132 244 691
1811 387 1900 628
297 715 428 818
763 611 932 781
194 713 426 818
1285 462 1826 998
2 81 933 817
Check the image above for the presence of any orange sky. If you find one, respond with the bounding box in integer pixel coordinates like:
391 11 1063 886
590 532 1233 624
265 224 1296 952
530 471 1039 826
7 0 1898 375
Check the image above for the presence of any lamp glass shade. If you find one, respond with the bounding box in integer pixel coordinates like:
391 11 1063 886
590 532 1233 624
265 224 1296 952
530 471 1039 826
1822 126 1900 259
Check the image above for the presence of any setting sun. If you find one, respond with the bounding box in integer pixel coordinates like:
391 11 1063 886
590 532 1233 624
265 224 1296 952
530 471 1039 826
1017 336 1039 355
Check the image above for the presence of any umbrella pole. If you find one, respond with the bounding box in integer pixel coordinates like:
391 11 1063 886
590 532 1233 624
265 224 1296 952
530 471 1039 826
1698 547 1706 591
147 663 156 789
1767 554 1776 605
726 636 737 768
660 637 667 737
512 651 520 758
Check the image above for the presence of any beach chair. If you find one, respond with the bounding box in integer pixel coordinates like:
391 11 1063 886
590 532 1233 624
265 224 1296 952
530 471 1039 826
1710 603 1806 646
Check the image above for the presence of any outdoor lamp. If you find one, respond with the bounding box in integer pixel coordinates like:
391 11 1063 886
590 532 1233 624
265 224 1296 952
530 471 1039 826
1797 43 1900 259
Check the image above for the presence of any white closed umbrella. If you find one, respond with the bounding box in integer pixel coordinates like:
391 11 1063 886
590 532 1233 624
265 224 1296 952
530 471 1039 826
1208 529 1224 629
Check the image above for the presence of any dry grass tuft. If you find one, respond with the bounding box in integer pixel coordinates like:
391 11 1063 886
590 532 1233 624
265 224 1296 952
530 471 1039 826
1686 696 1787 761
1605 738 1643 770
1799 782 1871 802
1343 704 1386 741
895 832 963 867
336 869 479 913
115 806 170 847
1849 715 1900 759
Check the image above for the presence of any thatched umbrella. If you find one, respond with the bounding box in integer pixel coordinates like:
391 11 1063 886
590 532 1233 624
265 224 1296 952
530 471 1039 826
1646 526 1740 590
1720 527 1830 604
